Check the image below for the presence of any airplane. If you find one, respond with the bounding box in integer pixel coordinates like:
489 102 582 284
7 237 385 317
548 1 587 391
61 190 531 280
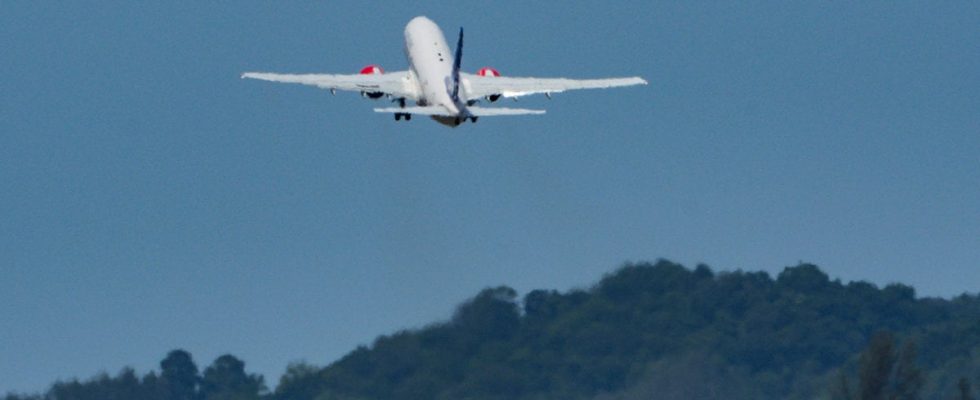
242 16 647 127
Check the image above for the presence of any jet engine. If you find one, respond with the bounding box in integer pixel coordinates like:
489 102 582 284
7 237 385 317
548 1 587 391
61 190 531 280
359 65 385 99
477 67 502 102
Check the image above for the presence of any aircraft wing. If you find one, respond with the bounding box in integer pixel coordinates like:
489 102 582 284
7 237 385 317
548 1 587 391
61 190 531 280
242 71 420 100
461 73 647 99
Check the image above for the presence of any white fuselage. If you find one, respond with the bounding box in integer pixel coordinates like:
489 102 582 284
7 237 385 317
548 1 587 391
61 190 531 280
404 17 462 119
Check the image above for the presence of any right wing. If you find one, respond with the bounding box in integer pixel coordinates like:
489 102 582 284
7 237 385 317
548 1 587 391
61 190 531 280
242 71 420 100
461 73 646 99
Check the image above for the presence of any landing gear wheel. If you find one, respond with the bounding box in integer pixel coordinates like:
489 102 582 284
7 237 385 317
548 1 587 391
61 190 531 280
470 116 478 123
394 113 402 121
405 114 412 121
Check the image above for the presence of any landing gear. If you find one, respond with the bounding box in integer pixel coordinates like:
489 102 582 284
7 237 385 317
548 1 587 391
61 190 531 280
393 97 410 121
469 116 478 123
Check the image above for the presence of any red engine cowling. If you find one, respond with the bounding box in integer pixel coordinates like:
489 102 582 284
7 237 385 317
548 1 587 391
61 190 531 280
477 67 502 102
477 67 499 77
359 65 385 99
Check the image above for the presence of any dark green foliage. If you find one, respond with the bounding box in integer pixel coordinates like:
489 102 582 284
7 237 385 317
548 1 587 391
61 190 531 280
859 332 897 400
893 341 924 400
957 377 974 400
273 363 325 400
284 261 980 400
161 350 200 400
10 352 266 400
451 286 520 342
200 355 266 400
832 372 854 400
39 367 164 400
3 395 43 400
10 261 980 400
838 332 924 400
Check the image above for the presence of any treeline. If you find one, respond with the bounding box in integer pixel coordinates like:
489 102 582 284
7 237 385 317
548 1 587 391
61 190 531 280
4 351 264 400
7 261 980 399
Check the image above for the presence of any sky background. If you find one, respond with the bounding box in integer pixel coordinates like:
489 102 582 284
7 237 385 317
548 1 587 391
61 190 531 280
2 1 979 394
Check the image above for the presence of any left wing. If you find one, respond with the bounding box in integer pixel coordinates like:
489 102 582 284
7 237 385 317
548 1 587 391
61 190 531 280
461 73 646 99
242 71 420 100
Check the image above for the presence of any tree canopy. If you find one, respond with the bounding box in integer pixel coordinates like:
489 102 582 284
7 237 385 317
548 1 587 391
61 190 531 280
7 261 980 400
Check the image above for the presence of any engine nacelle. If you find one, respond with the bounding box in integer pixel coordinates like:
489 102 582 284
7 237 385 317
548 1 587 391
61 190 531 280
477 67 502 102
359 65 385 99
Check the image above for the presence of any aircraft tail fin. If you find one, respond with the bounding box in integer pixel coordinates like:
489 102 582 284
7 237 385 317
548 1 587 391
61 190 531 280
451 27 463 102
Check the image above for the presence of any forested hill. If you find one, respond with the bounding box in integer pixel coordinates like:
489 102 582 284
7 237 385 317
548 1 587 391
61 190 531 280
8 261 980 400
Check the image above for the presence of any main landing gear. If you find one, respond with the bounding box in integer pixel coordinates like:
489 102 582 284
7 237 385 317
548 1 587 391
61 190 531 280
453 116 479 125
393 97 411 122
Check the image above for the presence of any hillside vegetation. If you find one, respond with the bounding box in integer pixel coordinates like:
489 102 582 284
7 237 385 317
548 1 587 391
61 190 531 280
8 261 980 400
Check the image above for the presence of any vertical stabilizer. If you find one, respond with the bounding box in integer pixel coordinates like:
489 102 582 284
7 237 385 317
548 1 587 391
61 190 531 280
451 27 463 102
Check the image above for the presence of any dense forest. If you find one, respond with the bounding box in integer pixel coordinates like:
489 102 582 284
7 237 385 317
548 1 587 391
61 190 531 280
7 261 980 400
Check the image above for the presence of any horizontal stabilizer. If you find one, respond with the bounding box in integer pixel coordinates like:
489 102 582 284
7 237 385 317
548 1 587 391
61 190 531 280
373 106 456 116
373 106 545 117
467 107 545 116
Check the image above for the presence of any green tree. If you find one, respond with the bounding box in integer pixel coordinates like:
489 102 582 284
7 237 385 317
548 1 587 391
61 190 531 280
274 362 325 400
200 355 265 400
3 395 42 400
831 372 854 400
891 341 923 400
777 263 830 293
957 377 974 400
142 371 166 400
18 261 980 399
859 332 896 400
451 286 520 342
161 349 200 400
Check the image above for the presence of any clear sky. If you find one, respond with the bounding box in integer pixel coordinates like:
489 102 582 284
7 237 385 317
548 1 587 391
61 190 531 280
2 1 978 394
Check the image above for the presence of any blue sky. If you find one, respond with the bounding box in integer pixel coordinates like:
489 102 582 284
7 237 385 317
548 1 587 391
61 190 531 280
2 1 978 394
